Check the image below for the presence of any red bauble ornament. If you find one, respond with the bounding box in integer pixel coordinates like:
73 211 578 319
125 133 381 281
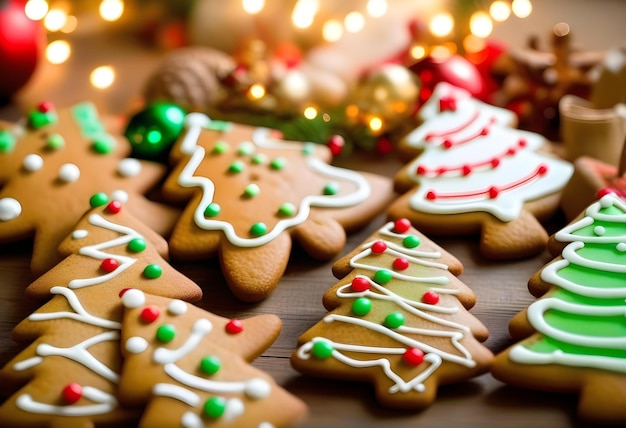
0 0 45 101
410 55 487 104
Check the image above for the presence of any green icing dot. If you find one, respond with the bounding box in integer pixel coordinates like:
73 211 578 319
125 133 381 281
92 137 115 154
252 153 267 164
323 182 339 196
352 297 372 316
385 312 405 329
228 160 245 173
89 193 109 208
204 202 221 217
200 355 221 375
250 222 267 237
0 130 16 152
212 141 229 154
237 142 255 156
244 183 260 198
203 396 227 419
270 157 287 170
143 264 162 279
46 133 65 150
28 111 57 129
127 238 147 252
156 324 176 342
311 340 334 359
278 202 296 217
374 269 393 284
403 235 420 249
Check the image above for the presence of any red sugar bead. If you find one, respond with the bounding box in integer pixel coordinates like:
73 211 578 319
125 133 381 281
488 186 499 199
225 319 244 334
101 258 119 273
38 101 55 113
327 134 344 156
351 277 371 292
62 383 83 403
105 200 122 214
118 288 131 298
597 188 616 198
442 139 453 149
393 257 410 271
461 165 472 176
140 306 160 323
426 191 437 200
480 127 489 136
371 241 387 254
403 348 425 366
416 165 427 175
394 218 411 233
537 164 548 175
422 291 440 305
490 158 500 168
518 138 527 147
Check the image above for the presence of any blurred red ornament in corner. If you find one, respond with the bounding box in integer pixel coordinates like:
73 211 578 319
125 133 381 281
410 54 488 105
0 0 45 101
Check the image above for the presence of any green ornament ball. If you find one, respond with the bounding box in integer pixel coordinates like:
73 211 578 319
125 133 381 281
124 103 186 160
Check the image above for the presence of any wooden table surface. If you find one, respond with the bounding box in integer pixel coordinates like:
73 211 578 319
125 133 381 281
0 26 613 428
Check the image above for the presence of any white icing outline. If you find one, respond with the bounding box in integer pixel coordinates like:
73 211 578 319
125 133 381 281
16 387 117 416
154 319 212 364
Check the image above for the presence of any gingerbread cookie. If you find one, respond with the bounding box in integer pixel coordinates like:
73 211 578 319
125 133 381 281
0 194 202 427
491 192 626 425
161 113 394 301
0 101 179 276
389 82 573 260
118 289 307 427
291 218 493 408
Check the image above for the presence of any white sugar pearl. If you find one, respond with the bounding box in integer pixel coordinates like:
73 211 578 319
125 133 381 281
594 226 606 236
58 163 80 182
121 289 145 308
118 158 142 177
110 189 128 203
0 198 21 221
617 243 626 253
167 299 188 315
23 154 43 172
125 336 148 354
72 229 88 239
245 378 271 399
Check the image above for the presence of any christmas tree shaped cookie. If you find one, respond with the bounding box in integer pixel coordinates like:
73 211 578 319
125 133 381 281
0 193 202 427
291 218 493 408
491 192 626 424
161 113 393 301
0 102 178 276
389 82 574 260
117 289 307 427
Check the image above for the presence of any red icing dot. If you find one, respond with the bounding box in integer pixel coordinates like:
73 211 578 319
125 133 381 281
62 383 83 404
416 165 427 175
119 288 131 298
480 127 489 136
327 134 344 156
393 218 411 233
393 257 409 270
506 147 517 156
436 167 447 175
371 241 387 254
101 258 120 273
351 277 371 292
537 164 548 175
442 139 453 149
38 101 55 113
597 187 616 198
140 306 160 323
461 165 472 176
490 158 500 168
422 291 440 305
225 319 244 334
403 348 425 366
518 138 527 147
105 200 122 214
488 186 499 199
426 191 437 200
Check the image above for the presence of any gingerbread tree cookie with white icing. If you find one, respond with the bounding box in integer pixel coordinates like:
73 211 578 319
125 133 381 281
389 82 574 260
117 289 307 427
161 113 393 301
291 218 493 408
0 102 179 277
0 194 202 427
491 192 626 424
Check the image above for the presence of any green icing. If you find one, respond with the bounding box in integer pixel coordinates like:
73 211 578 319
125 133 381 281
558 263 626 290
526 336 626 360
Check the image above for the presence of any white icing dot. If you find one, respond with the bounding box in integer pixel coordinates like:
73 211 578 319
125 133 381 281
258 423 276 428
167 299 188 315
0 198 22 221
125 336 148 354
617 243 626 252
245 378 271 399
58 163 80 182
118 158 142 177
193 318 213 334
594 226 606 236
110 189 129 203
599 194 614 208
72 229 89 239
224 398 245 420
182 411 202 427
23 154 43 172
121 289 145 308
185 112 210 128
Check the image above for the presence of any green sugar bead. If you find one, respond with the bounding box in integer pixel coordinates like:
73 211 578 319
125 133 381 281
143 264 162 279
384 312 405 329
252 153 267 164
127 238 147 253
278 202 296 217
374 269 393 284
352 297 372 316
29 111 57 129
156 324 176 343
237 142 255 156
311 340 334 359
199 355 221 375
403 235 421 249
323 182 339 196
244 183 260 197
270 157 287 170
92 137 115 154
212 141 229 154
89 192 109 208
250 222 267 237
204 396 227 419
204 202 221 217
46 133 65 150
228 160 245 173
0 130 16 152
